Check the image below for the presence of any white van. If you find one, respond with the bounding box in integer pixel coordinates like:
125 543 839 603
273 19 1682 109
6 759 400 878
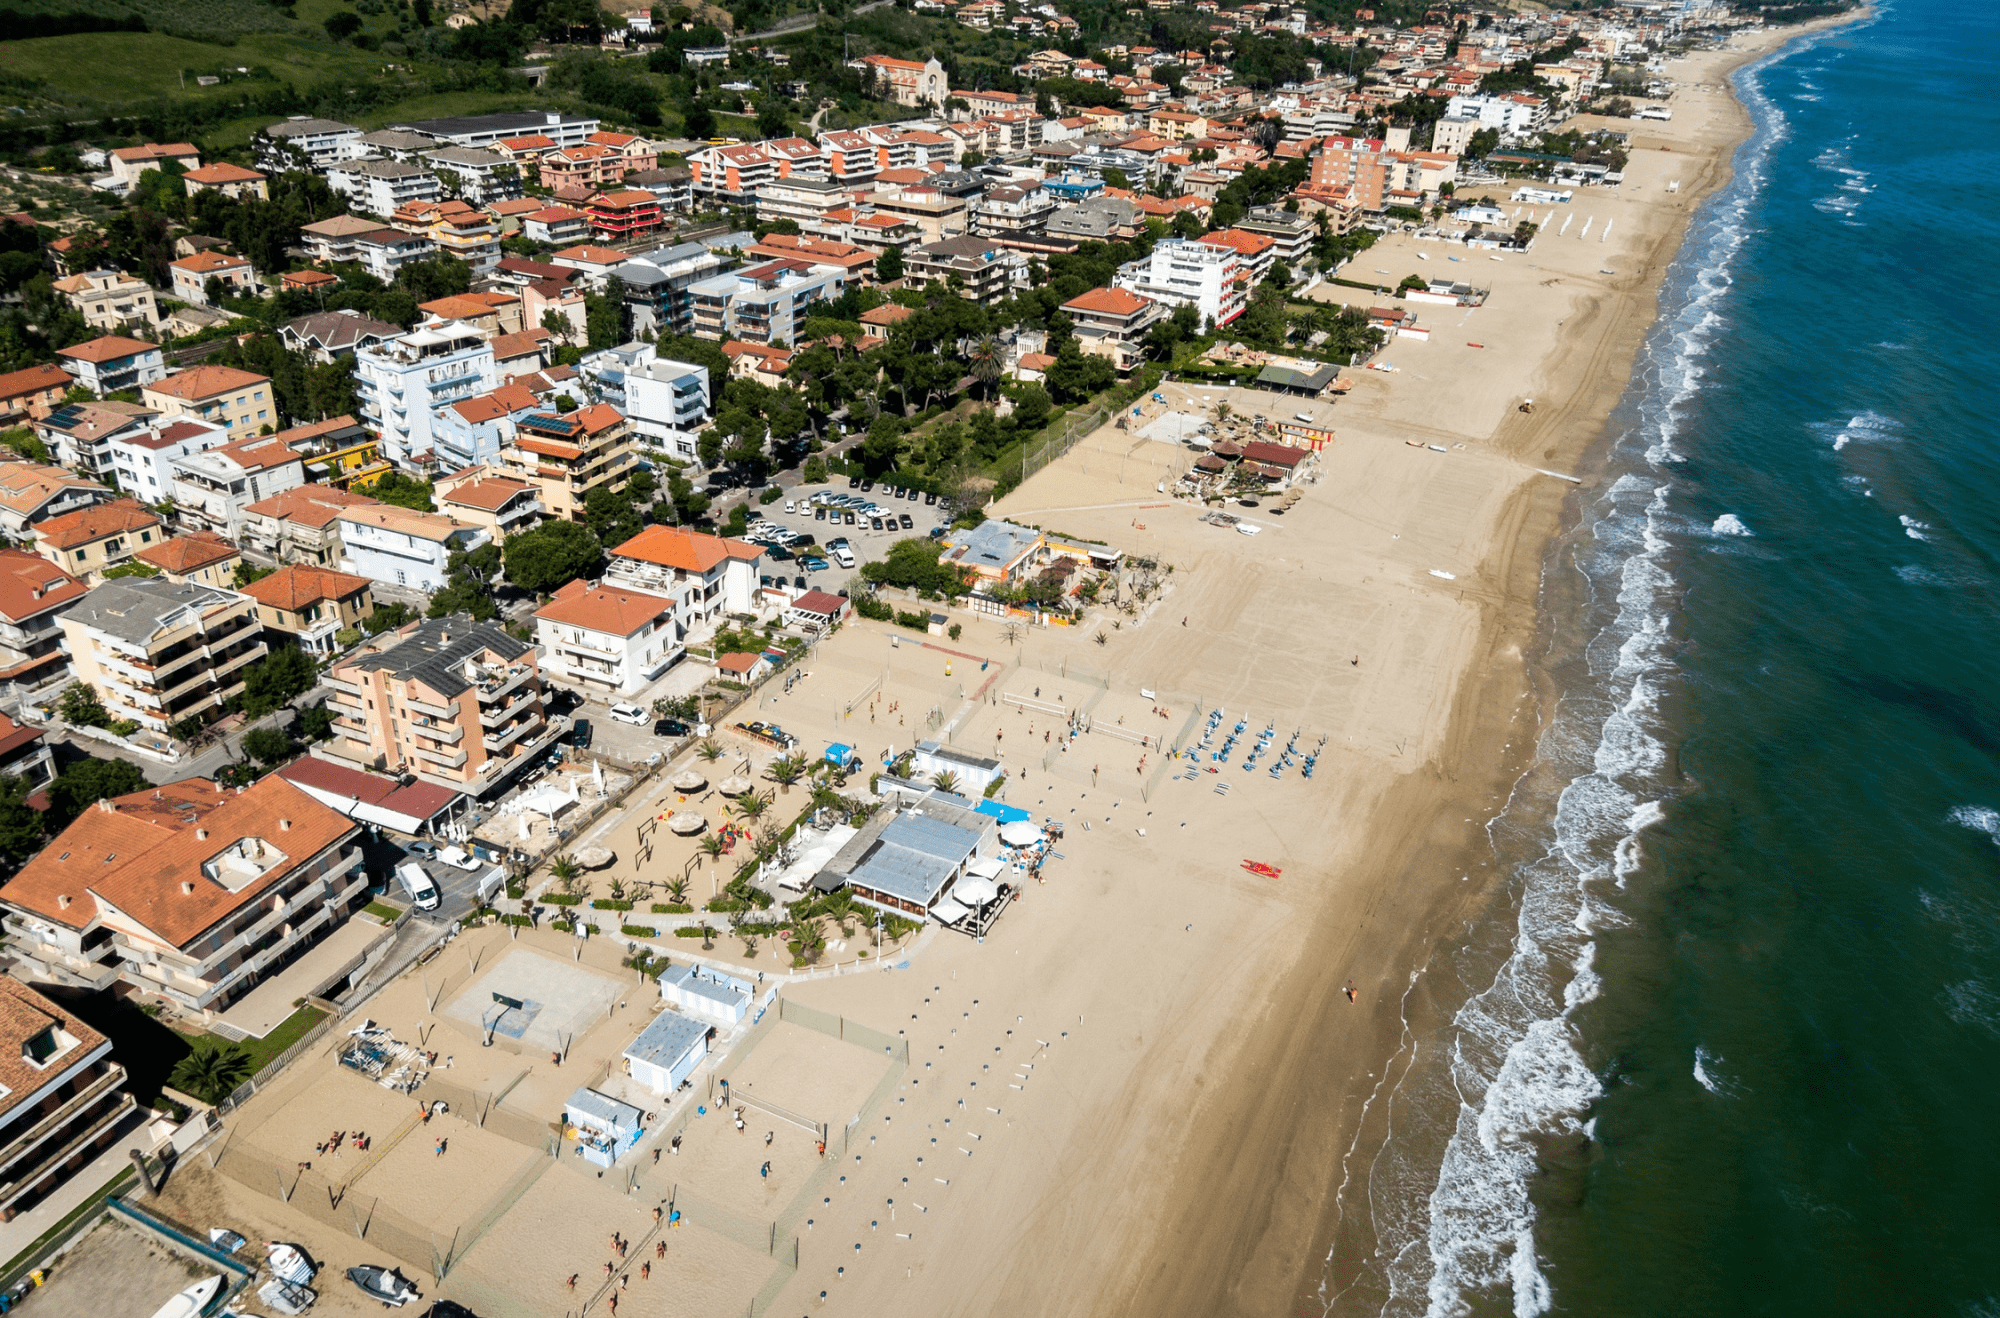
396 862 441 911
610 702 648 725
832 546 856 569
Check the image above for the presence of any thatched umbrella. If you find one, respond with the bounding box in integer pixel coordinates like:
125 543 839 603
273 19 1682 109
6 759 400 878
717 774 754 797
1193 454 1227 473
574 845 615 870
1209 439 1244 459
667 812 707 836
672 768 706 792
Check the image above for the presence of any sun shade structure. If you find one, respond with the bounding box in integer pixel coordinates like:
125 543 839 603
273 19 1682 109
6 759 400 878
573 845 614 869
999 820 1045 848
667 812 707 835
718 774 754 796
672 769 706 791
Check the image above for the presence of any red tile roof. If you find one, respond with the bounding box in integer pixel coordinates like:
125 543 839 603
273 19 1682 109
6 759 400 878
442 475 536 512
534 579 674 637
0 548 86 623
145 365 268 401
243 484 380 529
240 563 370 612
612 524 762 573
56 336 158 365
33 498 161 551
1062 286 1155 317
134 530 238 574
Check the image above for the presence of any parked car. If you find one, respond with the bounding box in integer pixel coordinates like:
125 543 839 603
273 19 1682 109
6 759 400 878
898 513 914 529
610 702 648 725
571 719 593 748
803 556 829 571
832 546 856 568
767 544 794 561
827 536 850 550
843 510 856 525
783 500 796 513
814 506 827 520
406 840 439 860
654 718 691 737
847 475 861 488
924 491 937 505
870 517 884 530
438 846 481 872
928 526 946 540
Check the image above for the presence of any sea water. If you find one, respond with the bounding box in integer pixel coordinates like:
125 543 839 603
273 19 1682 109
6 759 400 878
1326 2 2000 1313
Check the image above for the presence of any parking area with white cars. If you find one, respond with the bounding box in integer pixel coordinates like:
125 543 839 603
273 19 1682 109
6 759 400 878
738 477 956 598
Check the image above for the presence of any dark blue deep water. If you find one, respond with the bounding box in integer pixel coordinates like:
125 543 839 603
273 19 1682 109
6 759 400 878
1327 4 2000 1313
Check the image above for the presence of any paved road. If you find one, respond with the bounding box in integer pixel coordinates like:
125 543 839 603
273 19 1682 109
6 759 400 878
729 0 890 45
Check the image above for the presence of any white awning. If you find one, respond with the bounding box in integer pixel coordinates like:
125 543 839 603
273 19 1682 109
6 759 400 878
966 856 1007 880
953 876 998 907
930 897 971 925
999 821 1044 848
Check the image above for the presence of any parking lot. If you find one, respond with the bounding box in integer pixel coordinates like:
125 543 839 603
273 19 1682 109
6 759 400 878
742 478 955 598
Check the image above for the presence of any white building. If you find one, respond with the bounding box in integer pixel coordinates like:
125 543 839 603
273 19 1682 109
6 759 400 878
335 504 490 591
1444 92 1550 139
657 963 751 1026
54 336 165 396
532 578 681 696
620 1008 711 1095
327 158 441 217
421 147 525 205
354 321 498 465
169 435 307 536
1114 239 1247 329
578 342 710 458
686 260 847 346
603 524 765 628
107 417 230 506
1431 115 1480 156
256 116 366 170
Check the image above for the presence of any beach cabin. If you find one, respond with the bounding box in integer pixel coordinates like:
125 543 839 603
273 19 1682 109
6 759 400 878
912 740 1004 795
659 963 752 1026
564 1088 643 1168
621 1009 712 1095
824 742 863 773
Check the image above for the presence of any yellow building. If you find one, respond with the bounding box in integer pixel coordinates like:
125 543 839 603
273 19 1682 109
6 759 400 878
132 530 241 588
499 404 635 523
239 564 373 654
140 366 276 437
31 500 165 583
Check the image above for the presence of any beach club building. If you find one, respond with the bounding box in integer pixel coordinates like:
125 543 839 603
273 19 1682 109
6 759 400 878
813 797 997 920
657 963 751 1027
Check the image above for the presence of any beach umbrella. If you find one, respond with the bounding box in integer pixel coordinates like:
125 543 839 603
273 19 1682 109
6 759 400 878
668 812 707 836
718 774 754 797
954 876 999 907
672 769 706 792
574 845 614 870
998 821 1044 848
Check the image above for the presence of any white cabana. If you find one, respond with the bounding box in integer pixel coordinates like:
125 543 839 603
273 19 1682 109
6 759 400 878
998 821 1044 848
966 856 1007 880
929 896 971 925
953 876 999 907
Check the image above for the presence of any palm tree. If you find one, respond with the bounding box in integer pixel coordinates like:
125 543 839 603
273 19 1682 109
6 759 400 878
968 334 1003 396
700 834 725 864
768 755 805 793
736 790 771 822
170 1045 253 1105
696 740 724 763
930 769 961 794
608 876 626 901
666 876 690 904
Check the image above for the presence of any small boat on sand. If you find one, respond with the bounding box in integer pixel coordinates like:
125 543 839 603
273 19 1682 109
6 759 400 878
149 1275 223 1318
345 1264 420 1307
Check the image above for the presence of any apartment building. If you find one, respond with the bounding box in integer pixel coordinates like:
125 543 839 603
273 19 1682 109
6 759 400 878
240 485 382 567
904 235 1028 306
613 241 730 339
55 336 166 397
183 162 269 201
433 469 544 542
420 146 524 204
1198 227 1278 282
1444 91 1549 137
32 500 165 583
256 116 364 169
972 183 1059 245
534 578 681 696
577 342 709 453
604 524 764 628
168 251 255 306
106 418 230 506
35 402 157 479
0 366 75 426
105 142 200 189
743 233 875 284
0 461 114 538
335 504 490 591
0 976 133 1222
688 142 786 206
353 321 498 465
499 405 634 522
0 775 367 1019
1061 287 1165 372
298 214 385 265
1235 205 1317 266
863 186 970 243
0 549 87 671
352 228 438 283
586 190 664 241
141 366 276 437
58 577 266 733
521 205 590 246
325 616 555 794
132 531 241 589
241 564 373 653
391 199 501 275
432 381 541 471
686 259 846 346
327 158 442 217
51 271 159 332
755 177 857 234
170 436 307 537
1114 238 1247 327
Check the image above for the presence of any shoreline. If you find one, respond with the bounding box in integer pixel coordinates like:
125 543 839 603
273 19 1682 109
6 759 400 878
1104 15 1871 1318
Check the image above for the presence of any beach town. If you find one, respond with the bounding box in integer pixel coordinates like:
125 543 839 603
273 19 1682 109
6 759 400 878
0 2 1862 1315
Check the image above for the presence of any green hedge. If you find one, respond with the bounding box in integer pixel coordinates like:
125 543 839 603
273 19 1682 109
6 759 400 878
673 925 705 937
621 924 659 938
501 914 534 927
706 895 749 912
591 898 635 911
543 893 582 906
854 596 893 621
651 902 694 914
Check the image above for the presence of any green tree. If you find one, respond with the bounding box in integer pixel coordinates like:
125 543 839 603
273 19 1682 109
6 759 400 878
56 682 109 728
240 644 317 718
875 246 904 283
295 703 336 741
170 1046 253 1104
242 726 295 764
323 10 363 40
502 519 605 595
47 758 148 828
369 472 436 511
0 774 45 864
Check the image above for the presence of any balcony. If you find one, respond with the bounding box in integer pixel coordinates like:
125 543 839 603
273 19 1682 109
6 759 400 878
483 717 545 753
411 743 469 770
0 1085 134 1213
412 719 465 743
327 693 365 718
479 692 537 728
0 1063 129 1180
474 664 535 704
403 694 456 719
324 675 361 696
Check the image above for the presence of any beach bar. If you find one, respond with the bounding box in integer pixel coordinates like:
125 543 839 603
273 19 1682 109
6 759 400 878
563 1087 644 1168
621 1008 712 1094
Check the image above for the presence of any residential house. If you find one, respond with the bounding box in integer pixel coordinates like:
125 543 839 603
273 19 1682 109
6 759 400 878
549 245 632 289
142 365 275 438
0 775 368 1018
490 330 552 382
351 227 437 283
0 711 54 791
722 341 790 390
430 382 541 471
240 565 374 654
604 524 764 626
327 159 441 217
353 321 498 465
336 504 488 591
0 462 114 538
58 577 265 733
522 205 590 246
255 117 365 170
0 549 88 672
1061 286 1165 371
31 500 165 583
0 976 133 1222
50 270 159 332
167 251 255 306
324 616 556 794
240 485 382 567
278 309 403 364
0 366 80 426
277 416 385 490
170 436 307 537
182 162 269 201
433 468 544 542
106 418 230 506
132 531 241 589
105 143 200 189
742 234 876 285
498 405 634 523
298 214 385 265
533 578 681 695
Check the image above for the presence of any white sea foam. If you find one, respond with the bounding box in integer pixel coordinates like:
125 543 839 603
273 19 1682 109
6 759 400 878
1829 410 1900 451
1712 514 1752 536
1894 564 1943 586
1940 980 2000 1039
1900 515 1930 541
1692 1047 1724 1093
1948 805 2000 844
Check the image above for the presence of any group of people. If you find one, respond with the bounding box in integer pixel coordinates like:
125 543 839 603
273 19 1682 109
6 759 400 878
563 1213 678 1308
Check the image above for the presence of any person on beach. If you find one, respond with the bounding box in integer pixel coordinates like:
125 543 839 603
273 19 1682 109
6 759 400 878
673 1133 683 1156
641 1262 651 1281
657 1239 668 1259
765 1130 774 1147
435 1139 447 1156
566 1274 578 1292
1345 981 1357 1003
654 1206 663 1226
760 1161 771 1178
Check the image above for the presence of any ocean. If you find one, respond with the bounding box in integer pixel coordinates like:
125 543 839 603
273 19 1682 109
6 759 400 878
1324 3 2000 1314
